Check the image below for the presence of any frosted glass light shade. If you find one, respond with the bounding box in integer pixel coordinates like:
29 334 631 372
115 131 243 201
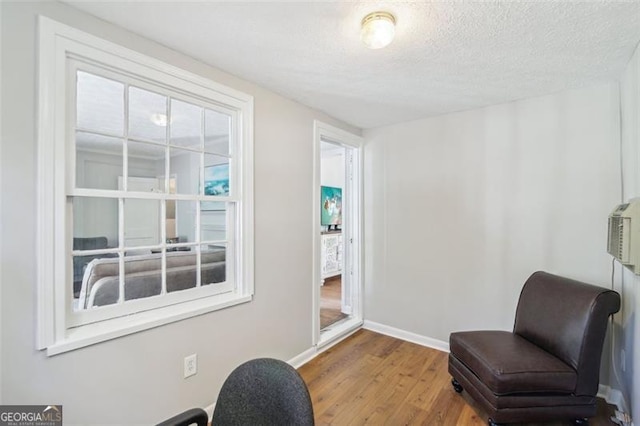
361 12 396 49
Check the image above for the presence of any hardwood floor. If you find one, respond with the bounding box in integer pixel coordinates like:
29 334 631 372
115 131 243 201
321 275 348 329
298 329 616 426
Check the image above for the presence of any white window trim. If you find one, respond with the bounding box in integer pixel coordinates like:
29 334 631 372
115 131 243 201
36 16 254 355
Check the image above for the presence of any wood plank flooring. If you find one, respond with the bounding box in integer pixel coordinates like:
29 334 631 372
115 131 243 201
298 329 616 426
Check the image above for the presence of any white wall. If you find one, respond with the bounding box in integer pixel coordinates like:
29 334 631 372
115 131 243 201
364 83 621 381
321 152 345 189
0 1 359 423
619 42 640 417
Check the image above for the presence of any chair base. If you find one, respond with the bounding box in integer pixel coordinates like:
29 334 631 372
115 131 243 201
452 378 463 393
449 354 596 424
486 417 589 426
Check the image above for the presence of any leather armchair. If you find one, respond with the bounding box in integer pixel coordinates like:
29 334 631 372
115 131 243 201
448 271 620 426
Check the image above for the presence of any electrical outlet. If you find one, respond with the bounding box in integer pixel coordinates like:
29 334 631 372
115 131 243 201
184 354 197 378
621 349 626 372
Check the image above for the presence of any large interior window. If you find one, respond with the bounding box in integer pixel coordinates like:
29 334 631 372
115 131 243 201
37 18 254 354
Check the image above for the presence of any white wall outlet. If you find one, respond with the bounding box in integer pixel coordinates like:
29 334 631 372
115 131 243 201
621 349 626 372
184 354 197 378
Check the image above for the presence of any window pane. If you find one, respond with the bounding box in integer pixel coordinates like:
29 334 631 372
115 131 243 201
201 205 227 242
171 99 202 150
72 250 117 306
170 147 200 195
71 187 120 311
201 244 226 286
77 71 124 136
129 86 167 143
128 141 166 189
124 175 164 194
204 157 229 196
123 199 162 248
166 250 197 293
72 197 119 247
205 109 230 155
123 253 162 301
76 132 123 190
78 254 121 309
166 200 176 241
170 200 197 244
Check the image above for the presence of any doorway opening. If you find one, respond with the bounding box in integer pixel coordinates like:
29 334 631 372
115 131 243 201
320 142 348 330
313 121 363 347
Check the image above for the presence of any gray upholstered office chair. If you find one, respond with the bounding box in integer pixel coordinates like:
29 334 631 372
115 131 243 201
156 408 208 426
157 358 315 426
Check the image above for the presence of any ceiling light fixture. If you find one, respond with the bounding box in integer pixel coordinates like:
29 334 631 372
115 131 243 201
361 11 396 49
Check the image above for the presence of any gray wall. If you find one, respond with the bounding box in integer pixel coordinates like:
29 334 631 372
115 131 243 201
0 1 359 424
363 83 621 379
620 42 640 417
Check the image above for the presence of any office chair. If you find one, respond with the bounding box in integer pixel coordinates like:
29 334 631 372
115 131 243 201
158 357 315 426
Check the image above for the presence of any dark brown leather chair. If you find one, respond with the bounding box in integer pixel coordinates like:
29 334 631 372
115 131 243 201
449 271 620 426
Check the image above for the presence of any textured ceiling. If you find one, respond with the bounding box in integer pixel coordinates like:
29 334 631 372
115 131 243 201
63 1 640 129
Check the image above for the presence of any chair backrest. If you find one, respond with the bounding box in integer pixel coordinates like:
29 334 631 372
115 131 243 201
513 271 620 396
212 358 315 426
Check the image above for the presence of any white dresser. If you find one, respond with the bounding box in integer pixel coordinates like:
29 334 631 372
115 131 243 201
321 232 342 279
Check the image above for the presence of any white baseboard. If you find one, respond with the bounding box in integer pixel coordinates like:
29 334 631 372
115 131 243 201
363 320 450 352
288 347 317 369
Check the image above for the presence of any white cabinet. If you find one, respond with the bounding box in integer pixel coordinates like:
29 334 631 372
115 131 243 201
321 232 342 279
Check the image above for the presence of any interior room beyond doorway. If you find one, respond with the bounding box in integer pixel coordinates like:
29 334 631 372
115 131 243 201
320 141 349 331
320 275 347 329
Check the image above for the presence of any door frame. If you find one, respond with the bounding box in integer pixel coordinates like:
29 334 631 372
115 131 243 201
312 120 364 347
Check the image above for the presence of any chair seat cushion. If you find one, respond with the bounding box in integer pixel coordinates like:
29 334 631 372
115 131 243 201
450 330 577 395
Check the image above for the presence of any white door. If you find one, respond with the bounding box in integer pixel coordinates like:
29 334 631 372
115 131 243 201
118 176 161 247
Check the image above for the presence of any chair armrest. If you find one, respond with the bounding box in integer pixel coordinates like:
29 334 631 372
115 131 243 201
156 408 208 426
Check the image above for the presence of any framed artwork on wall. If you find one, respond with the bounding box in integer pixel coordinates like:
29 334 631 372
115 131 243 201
202 164 228 211
321 185 342 228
